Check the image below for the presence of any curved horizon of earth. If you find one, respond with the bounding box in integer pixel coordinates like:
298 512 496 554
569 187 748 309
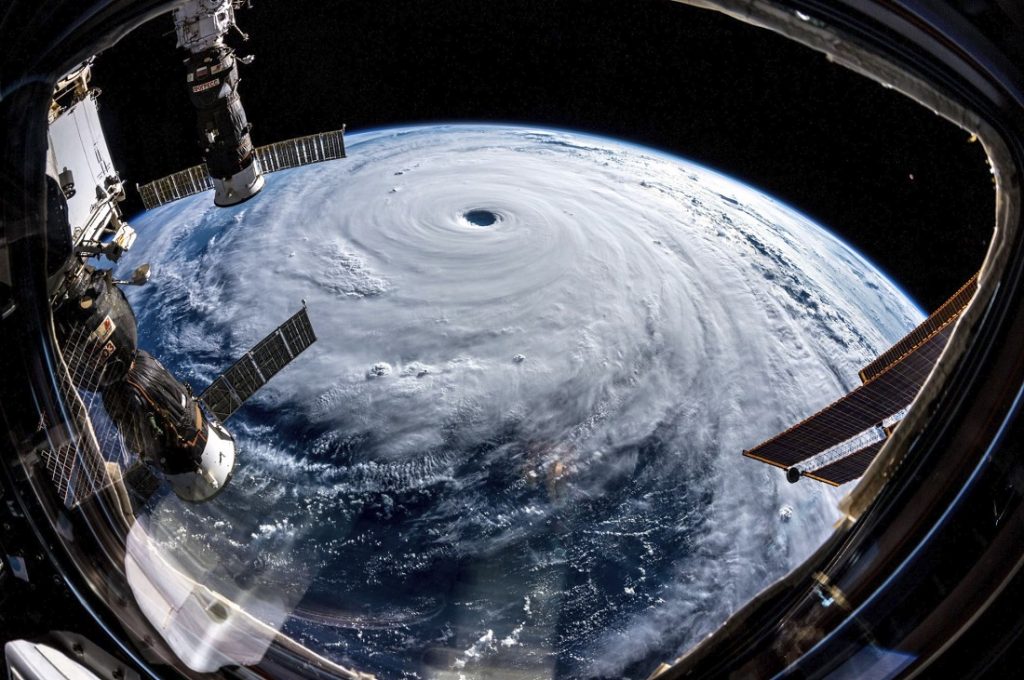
118 124 922 679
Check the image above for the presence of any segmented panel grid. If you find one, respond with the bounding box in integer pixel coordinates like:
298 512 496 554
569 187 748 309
859 273 977 383
744 320 955 469
137 129 347 209
201 307 317 422
44 323 115 508
804 440 886 486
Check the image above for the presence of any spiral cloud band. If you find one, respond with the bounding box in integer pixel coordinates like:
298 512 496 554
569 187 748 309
122 125 921 677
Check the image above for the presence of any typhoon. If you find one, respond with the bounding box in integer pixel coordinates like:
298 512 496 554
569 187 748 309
118 125 922 678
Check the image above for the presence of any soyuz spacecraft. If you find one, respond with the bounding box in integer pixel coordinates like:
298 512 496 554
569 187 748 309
44 0 321 504
173 0 265 206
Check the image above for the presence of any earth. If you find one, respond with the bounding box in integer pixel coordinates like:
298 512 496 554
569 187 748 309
116 124 922 679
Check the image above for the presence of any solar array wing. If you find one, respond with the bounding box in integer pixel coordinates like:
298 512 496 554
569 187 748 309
743 319 956 470
138 129 347 209
200 306 317 422
859 273 977 383
254 129 347 173
803 440 887 486
742 274 978 486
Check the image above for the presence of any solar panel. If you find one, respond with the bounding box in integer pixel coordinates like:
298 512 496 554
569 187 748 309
803 440 886 486
139 130 348 209
743 319 955 470
200 306 317 422
44 322 119 509
859 273 977 383
199 379 242 423
224 352 265 402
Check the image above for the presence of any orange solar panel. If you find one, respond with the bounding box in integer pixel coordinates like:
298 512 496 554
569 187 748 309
743 320 955 470
859 273 977 383
803 440 886 486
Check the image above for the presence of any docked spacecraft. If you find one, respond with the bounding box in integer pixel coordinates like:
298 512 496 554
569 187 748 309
173 0 265 206
45 59 317 504
49 255 316 504
39 0 345 507
48 255 316 503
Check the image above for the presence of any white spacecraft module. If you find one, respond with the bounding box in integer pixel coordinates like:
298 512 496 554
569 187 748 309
173 0 265 206
4 640 102 680
46 61 136 266
101 350 236 503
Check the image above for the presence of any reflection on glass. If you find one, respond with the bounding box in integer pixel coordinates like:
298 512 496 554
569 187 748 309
26 4 996 678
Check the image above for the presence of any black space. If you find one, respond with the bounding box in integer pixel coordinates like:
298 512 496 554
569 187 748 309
94 0 994 311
